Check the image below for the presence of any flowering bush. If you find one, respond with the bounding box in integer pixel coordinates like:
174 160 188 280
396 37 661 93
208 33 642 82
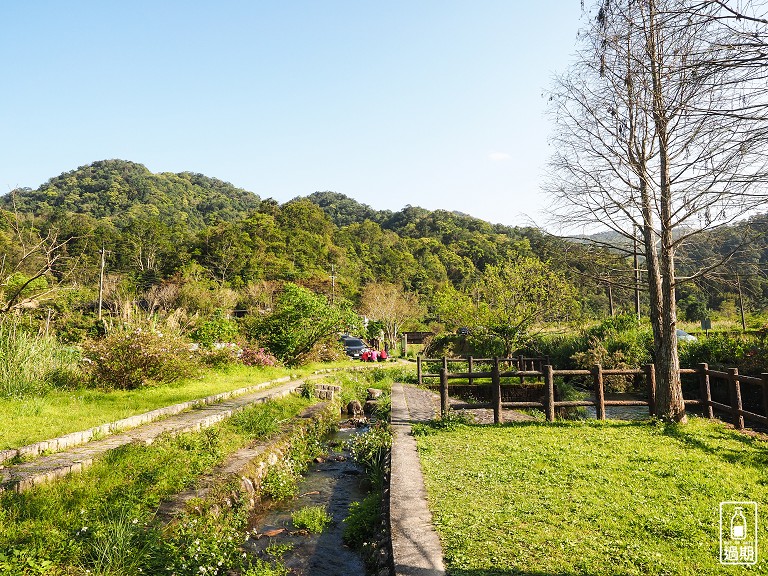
198 343 241 367
84 329 199 389
240 346 279 367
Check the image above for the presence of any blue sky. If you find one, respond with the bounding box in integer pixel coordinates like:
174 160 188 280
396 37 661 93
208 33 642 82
1 1 585 227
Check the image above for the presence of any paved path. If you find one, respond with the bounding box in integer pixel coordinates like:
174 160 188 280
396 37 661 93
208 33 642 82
390 383 446 576
0 378 309 493
389 384 535 576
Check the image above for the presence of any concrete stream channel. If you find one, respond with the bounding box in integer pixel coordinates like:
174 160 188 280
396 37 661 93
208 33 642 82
244 420 371 575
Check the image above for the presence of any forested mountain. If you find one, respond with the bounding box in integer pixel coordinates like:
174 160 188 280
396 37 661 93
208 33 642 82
2 159 261 230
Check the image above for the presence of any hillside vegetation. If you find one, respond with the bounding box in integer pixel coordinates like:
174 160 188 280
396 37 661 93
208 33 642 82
0 159 765 390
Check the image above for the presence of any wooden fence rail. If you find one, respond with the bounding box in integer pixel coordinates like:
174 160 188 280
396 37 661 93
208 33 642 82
418 356 768 430
417 355 548 386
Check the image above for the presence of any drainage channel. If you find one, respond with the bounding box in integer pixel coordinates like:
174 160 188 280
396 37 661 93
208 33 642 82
244 421 370 576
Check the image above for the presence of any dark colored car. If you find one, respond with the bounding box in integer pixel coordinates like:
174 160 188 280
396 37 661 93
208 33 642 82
341 336 369 359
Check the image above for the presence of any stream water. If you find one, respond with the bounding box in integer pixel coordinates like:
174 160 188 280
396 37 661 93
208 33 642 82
244 422 369 576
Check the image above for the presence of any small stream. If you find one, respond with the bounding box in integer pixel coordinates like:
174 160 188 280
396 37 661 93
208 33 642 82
243 422 369 576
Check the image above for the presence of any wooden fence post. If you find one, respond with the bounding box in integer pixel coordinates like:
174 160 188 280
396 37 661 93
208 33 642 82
443 356 448 374
645 363 656 416
545 364 555 422
492 357 502 424
728 367 744 430
698 362 713 419
417 355 423 386
440 367 448 418
762 373 768 421
519 354 525 384
468 356 474 386
594 364 606 420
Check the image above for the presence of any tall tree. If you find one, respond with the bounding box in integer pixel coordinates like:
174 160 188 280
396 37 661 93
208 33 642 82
548 0 768 421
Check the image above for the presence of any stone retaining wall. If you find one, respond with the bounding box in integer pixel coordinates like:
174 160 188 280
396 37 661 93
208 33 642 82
158 399 340 519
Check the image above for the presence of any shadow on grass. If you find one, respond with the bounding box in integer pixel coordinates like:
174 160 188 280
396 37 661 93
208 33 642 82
414 415 768 472
659 420 768 471
446 569 606 576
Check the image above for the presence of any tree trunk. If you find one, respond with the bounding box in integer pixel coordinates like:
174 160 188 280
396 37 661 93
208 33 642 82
647 1 686 422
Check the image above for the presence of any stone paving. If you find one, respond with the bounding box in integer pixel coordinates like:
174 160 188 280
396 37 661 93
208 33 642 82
390 383 446 576
0 378 311 493
389 383 536 576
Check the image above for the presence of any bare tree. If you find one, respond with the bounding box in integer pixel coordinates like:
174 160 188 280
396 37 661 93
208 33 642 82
547 0 768 421
360 283 422 350
0 209 79 313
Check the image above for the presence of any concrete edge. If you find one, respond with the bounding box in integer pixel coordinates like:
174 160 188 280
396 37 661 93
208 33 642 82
389 382 446 576
0 384 307 494
4 361 402 463
2 376 294 465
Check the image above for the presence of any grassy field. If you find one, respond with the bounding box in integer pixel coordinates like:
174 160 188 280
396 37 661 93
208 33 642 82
0 395 317 575
0 361 355 450
414 417 768 575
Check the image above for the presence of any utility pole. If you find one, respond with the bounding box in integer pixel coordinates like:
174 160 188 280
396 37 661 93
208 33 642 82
633 230 641 322
330 264 336 305
98 245 106 320
737 274 746 331
607 283 614 317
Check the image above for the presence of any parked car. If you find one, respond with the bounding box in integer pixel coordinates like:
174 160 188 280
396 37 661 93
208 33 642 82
340 335 369 359
676 329 697 342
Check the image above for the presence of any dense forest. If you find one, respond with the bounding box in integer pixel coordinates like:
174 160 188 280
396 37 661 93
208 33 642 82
1 159 766 351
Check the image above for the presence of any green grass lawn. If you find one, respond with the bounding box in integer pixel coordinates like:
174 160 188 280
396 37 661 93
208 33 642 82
0 361 355 450
414 417 768 575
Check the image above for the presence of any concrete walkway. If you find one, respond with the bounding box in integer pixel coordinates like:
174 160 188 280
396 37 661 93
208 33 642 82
0 378 313 493
390 383 446 576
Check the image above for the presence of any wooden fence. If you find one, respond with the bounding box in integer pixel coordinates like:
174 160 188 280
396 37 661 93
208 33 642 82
418 356 768 430
417 355 549 386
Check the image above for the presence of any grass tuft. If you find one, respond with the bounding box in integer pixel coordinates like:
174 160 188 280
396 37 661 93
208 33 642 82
291 505 331 533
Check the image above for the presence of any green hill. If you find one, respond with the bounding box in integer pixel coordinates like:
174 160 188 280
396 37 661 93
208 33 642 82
1 159 261 230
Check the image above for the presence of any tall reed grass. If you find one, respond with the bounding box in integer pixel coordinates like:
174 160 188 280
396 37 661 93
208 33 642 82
0 318 80 398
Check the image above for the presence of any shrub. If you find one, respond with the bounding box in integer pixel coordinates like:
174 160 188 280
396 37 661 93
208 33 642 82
572 337 638 393
347 424 392 488
342 492 381 549
299 335 346 363
240 346 279 367
198 343 241 367
291 506 331 533
190 309 240 348
679 333 768 375
84 328 199 389
260 463 299 501
243 283 356 365
159 512 247 576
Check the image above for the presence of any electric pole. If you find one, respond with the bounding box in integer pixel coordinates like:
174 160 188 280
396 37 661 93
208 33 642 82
98 245 106 320
633 230 641 321
330 264 336 305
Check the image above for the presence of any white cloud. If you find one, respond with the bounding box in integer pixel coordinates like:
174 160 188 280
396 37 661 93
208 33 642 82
489 152 511 161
